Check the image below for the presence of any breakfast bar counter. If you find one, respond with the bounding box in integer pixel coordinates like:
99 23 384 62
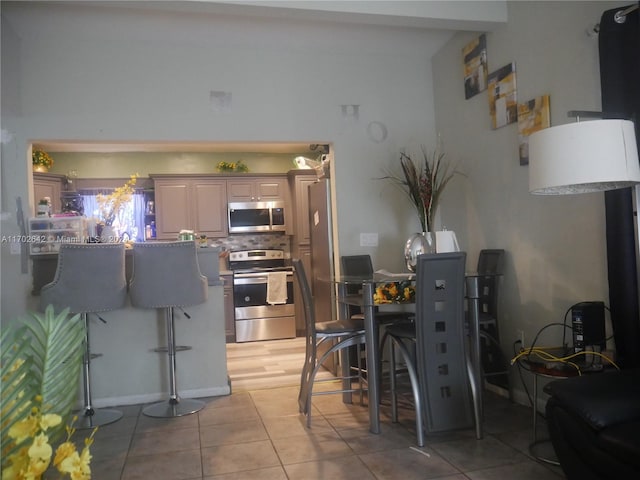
29 259 230 408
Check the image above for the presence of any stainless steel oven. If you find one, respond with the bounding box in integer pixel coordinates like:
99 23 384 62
229 249 296 342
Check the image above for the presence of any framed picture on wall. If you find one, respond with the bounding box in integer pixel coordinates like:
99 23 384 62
487 62 517 129
517 95 551 165
462 34 488 99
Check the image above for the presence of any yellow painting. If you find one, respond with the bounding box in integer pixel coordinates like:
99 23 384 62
517 95 551 165
462 34 488 99
487 63 517 130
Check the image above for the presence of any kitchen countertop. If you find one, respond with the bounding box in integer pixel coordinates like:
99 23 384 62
30 245 231 293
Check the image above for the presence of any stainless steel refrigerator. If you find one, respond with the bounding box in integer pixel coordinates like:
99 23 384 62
308 178 337 373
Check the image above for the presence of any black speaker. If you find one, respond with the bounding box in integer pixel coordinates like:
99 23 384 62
572 302 606 353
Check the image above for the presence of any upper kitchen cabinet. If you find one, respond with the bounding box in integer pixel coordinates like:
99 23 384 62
226 176 287 203
33 172 66 214
152 175 227 239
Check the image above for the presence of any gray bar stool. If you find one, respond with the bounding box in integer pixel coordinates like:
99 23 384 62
40 243 127 429
129 241 208 418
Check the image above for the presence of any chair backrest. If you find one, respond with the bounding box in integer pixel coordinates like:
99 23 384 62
414 252 473 433
477 249 505 275
293 258 316 337
40 243 127 314
340 255 374 316
341 255 373 277
129 241 208 308
477 249 505 321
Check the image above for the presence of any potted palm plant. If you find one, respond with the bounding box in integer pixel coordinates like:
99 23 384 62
1 306 96 479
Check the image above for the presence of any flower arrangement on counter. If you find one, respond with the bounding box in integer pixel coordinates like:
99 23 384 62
216 160 249 173
383 145 458 233
373 281 416 304
96 174 138 226
32 149 54 172
1 306 95 480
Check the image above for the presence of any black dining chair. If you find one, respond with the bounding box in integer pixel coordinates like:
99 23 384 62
386 252 473 446
340 255 414 395
475 249 509 392
293 258 367 427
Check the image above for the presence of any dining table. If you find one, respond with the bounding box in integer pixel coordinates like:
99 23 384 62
324 271 485 439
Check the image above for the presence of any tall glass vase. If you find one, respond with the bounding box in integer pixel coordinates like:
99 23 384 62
423 230 437 254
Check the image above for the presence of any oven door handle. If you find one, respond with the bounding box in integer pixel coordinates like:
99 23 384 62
234 276 269 285
234 274 293 285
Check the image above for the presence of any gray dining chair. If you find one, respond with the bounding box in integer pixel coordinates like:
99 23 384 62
129 241 208 417
474 249 509 392
386 252 473 446
293 258 367 427
39 243 127 428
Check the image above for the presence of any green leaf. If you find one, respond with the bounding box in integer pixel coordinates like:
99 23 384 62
1 305 85 463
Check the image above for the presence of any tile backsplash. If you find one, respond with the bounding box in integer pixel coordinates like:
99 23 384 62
207 234 291 258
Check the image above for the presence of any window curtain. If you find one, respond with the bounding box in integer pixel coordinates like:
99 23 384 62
80 190 145 242
599 2 640 368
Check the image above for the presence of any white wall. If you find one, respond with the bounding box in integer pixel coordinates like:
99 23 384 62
1 1 454 321
431 0 629 403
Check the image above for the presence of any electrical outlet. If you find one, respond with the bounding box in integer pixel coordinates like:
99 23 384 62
516 329 525 347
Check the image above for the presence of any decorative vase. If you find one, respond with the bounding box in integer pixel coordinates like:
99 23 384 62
33 164 49 173
404 231 437 272
424 230 437 254
99 225 118 243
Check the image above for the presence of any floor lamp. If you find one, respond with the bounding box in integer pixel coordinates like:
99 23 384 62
528 114 640 363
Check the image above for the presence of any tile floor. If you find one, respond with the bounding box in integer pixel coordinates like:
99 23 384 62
77 339 566 479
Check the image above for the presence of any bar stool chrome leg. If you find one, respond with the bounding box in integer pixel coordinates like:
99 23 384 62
143 307 205 417
76 313 123 429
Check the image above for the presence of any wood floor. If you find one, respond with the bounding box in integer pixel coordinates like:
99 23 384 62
226 337 334 392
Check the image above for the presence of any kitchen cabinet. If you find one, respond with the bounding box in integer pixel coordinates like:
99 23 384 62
152 176 227 239
33 173 65 215
226 176 287 203
222 273 235 342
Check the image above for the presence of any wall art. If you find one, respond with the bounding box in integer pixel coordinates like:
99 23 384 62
487 62 517 129
517 95 551 165
462 34 488 99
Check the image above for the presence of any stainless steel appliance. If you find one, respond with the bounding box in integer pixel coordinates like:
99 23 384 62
228 201 286 233
308 179 337 373
229 249 295 342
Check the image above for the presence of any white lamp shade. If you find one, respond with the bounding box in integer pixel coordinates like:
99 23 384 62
529 119 640 194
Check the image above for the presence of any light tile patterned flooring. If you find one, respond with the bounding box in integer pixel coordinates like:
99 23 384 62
77 338 565 479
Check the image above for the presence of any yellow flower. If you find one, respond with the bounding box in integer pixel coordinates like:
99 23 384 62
39 413 62 431
28 433 52 462
96 174 138 226
23 433 53 478
54 441 77 469
8 415 39 444
58 447 92 480
2 446 29 479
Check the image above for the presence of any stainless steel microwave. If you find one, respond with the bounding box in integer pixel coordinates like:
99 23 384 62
228 201 287 233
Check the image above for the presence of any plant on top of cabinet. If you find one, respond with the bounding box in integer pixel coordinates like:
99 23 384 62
32 148 54 173
217 160 249 173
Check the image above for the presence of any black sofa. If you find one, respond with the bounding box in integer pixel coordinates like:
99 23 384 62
544 368 640 479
